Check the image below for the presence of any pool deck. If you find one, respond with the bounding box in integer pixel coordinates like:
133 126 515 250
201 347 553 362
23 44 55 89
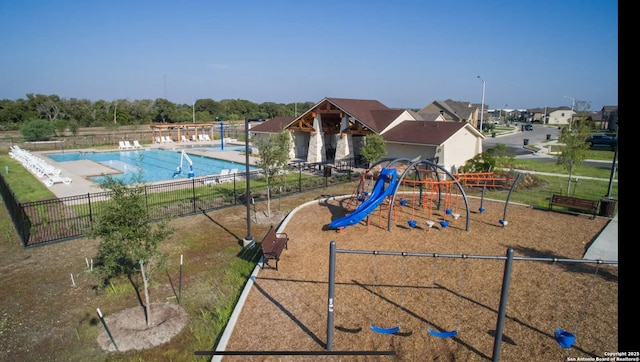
36 140 258 199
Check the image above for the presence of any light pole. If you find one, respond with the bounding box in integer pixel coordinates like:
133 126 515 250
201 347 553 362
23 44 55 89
477 76 485 132
563 96 575 130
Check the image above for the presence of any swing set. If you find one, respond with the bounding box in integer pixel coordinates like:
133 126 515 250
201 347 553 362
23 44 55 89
326 242 617 361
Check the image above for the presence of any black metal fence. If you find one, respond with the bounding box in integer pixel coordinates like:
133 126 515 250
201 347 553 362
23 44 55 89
0 126 246 152
0 165 359 248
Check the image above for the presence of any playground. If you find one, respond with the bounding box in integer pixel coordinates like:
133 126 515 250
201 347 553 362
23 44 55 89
220 165 618 361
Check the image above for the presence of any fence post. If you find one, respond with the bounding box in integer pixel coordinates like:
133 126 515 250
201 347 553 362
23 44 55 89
233 174 237 205
192 178 197 214
87 193 93 222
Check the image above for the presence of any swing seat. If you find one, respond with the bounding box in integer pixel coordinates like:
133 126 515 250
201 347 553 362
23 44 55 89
479 207 485 213
370 324 400 335
499 219 508 226
427 328 458 338
554 329 575 349
445 208 452 215
408 220 417 228
399 199 407 206
425 220 435 228
439 220 449 228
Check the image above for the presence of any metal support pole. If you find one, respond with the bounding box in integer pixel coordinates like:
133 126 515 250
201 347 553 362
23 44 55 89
97 308 118 351
220 122 224 150
242 119 254 248
606 127 618 198
326 241 337 350
492 248 514 362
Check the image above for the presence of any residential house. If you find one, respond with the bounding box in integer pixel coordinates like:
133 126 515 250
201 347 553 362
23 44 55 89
417 99 482 129
250 97 484 173
547 107 574 127
601 106 618 131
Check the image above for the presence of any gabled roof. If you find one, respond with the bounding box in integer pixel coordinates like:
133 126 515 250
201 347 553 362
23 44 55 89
325 97 395 133
381 121 469 145
250 116 295 133
417 99 475 122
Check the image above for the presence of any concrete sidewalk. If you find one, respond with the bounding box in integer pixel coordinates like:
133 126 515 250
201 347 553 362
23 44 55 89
583 213 618 262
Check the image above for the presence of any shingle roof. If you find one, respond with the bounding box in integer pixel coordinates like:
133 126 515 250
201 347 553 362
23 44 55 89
325 98 392 133
382 121 467 145
249 116 295 133
417 99 475 122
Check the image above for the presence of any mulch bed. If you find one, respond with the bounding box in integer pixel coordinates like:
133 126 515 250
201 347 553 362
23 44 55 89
221 196 617 361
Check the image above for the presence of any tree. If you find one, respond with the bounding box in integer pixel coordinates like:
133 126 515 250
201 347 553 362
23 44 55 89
253 132 291 217
87 175 174 327
20 119 56 141
53 119 68 136
360 133 387 167
557 123 591 195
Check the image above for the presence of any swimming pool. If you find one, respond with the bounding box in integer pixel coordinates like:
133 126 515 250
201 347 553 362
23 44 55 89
47 148 258 184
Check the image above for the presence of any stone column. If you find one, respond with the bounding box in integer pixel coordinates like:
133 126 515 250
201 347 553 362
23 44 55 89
306 115 324 163
334 116 352 161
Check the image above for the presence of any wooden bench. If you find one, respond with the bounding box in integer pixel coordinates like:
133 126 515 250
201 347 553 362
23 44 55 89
548 194 599 219
259 225 289 270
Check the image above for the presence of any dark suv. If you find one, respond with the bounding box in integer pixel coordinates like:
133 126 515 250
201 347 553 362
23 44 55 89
524 124 533 131
586 135 617 149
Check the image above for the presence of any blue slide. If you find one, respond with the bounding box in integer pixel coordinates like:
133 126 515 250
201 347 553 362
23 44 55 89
329 168 398 230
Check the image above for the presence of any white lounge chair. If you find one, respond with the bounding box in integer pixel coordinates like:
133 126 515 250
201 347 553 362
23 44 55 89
198 134 205 141
202 178 217 186
181 135 188 142
119 141 127 149
203 134 211 141
166 136 175 143
155 136 161 144
133 140 142 148
230 168 238 175
217 169 231 183
124 140 133 149
44 175 72 186
192 135 198 142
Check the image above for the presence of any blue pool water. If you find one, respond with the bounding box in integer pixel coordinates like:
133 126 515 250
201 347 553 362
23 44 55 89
48 148 258 184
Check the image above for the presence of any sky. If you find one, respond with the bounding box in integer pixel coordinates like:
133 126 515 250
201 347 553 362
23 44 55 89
0 0 618 111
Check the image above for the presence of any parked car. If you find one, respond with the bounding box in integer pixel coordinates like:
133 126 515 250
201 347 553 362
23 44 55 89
586 134 617 149
524 124 533 131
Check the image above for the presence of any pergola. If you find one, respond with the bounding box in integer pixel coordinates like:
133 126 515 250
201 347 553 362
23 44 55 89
148 122 219 143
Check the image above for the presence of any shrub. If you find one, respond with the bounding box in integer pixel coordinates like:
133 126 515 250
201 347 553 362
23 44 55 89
20 119 56 141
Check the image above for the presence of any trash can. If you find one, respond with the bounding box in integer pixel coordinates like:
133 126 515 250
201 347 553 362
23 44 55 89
599 198 617 217
546 134 551 140
491 132 496 138
523 139 529 146
324 165 332 177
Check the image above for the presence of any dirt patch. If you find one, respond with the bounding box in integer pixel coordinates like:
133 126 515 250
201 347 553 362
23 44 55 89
96 303 188 352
